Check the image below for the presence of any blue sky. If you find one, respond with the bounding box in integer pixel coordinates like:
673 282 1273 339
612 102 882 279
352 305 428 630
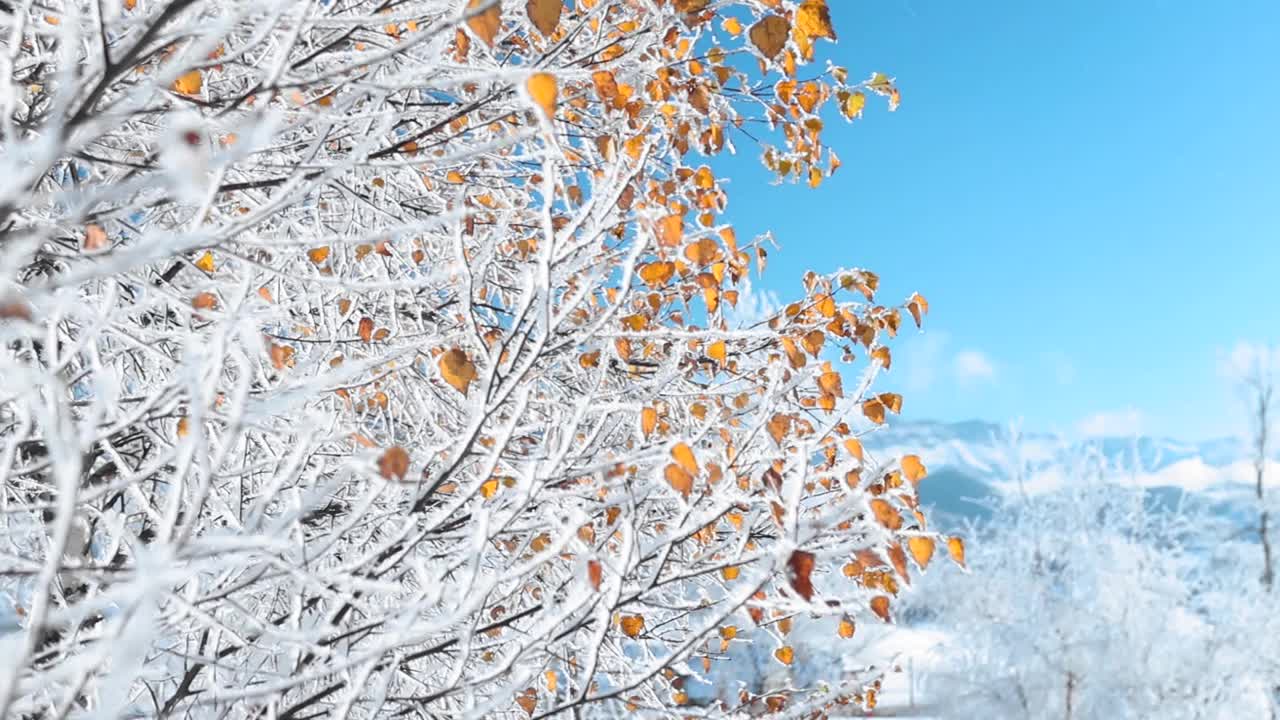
715 0 1280 442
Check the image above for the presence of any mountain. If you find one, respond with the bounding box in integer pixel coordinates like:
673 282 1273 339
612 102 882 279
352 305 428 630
859 420 1277 529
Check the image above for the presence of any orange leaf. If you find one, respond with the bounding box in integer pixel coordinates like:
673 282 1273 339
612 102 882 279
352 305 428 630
870 595 891 622
837 616 855 639
637 261 675 287
901 454 927 484
640 407 658 437
83 224 108 251
619 614 645 638
878 392 903 413
526 72 558 120
516 688 537 716
795 0 837 42
908 536 935 569
378 447 410 480
191 292 217 311
173 69 203 96
907 292 929 328
358 317 374 343
194 251 215 273
526 0 562 36
587 559 603 590
439 348 478 394
774 646 794 665
665 463 693 498
307 247 330 264
862 398 886 425
869 498 902 530
683 238 720 265
466 0 501 46
947 536 966 568
708 340 726 365
670 442 698 476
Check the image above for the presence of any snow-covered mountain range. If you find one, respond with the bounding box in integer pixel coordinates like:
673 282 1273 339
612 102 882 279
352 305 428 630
860 419 1279 528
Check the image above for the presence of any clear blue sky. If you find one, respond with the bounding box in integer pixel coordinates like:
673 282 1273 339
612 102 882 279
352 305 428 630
715 0 1280 442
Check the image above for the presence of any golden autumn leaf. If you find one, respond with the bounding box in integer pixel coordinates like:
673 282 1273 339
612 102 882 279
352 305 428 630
173 69 203 96
466 0 501 46
845 91 867 119
862 398 886 425
191 292 217 311
670 442 698 476
526 72 558 120
269 343 294 370
587 559 603 590
774 646 794 665
526 0 562 36
887 542 910 584
544 670 558 692
377 446 410 480
658 214 683 246
439 348 478 394
721 564 740 580
193 251 215 273
176 417 190 438
641 407 658 436
358 317 374 343
907 536 935 569
870 595 891 622
638 261 675 287
749 15 790 60
801 329 825 356
907 291 929 328
708 339 727 365
665 463 693 498
480 478 501 498
683 237 720 265
795 0 837 41
869 498 902 530
844 437 864 463
901 454 927 484
837 616 855 639
766 413 791 445
947 536 966 567
307 247 330 264
878 392 904 413
619 614 645 638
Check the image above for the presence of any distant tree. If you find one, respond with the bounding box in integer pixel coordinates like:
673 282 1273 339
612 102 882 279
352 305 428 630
918 474 1269 720
0 0 944 717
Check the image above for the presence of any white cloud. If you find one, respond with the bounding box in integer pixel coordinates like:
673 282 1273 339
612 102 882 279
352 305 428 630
900 330 949 393
1076 408 1144 438
953 350 995 384
1219 341 1280 383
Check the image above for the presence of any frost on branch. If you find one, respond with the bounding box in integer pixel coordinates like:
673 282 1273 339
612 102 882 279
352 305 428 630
0 0 929 717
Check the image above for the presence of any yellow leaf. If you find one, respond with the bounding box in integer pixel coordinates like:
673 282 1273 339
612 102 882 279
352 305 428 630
845 91 867 119
901 454 927 484
526 72 558 120
722 16 743 36
466 0 501 46
947 536 966 568
801 329 825 356
307 247 330 264
619 614 645 638
844 438 864 463
173 69 203 96
439 348 478 394
658 214 684 246
908 536 935 569
544 670 558 692
708 340 726 365
480 478 501 499
378 447 410 480
670 442 698 476
683 238 720 266
837 617 855 639
878 392 903 414
641 407 658 437
526 0 563 36
193 251 215 273
721 565 740 580
869 498 902 530
774 646 794 665
795 0 837 42
665 463 693 498
749 15 790 60
176 417 190 438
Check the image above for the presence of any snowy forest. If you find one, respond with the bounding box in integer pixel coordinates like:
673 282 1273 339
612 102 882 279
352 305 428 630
0 0 1276 718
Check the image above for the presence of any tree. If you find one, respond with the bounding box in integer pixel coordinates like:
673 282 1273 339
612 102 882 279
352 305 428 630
0 0 942 717
915 468 1271 720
